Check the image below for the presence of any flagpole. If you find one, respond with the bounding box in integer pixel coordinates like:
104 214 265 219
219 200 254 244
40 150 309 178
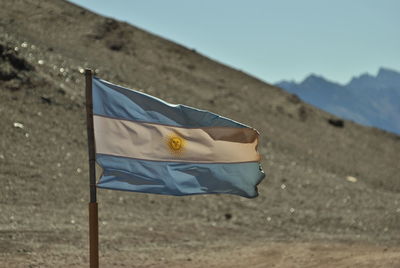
85 69 99 268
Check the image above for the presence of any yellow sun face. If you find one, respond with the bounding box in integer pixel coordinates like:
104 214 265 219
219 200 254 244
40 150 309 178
166 134 186 155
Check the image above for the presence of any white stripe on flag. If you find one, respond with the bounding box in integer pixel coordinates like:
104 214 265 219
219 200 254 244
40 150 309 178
94 115 261 163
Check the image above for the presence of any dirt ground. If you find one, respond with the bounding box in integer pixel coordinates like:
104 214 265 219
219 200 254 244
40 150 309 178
0 0 399 267
1 240 400 267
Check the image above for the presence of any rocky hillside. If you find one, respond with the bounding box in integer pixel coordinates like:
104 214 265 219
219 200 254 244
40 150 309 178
0 0 399 266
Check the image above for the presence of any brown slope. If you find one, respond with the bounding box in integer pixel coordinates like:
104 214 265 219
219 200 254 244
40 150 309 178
0 0 399 267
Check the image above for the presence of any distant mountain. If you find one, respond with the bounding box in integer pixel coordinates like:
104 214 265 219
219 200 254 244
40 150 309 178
276 68 400 135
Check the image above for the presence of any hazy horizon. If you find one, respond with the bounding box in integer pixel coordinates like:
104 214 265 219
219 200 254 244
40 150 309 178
276 66 399 85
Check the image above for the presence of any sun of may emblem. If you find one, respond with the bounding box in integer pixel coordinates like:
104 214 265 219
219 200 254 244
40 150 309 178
166 134 186 155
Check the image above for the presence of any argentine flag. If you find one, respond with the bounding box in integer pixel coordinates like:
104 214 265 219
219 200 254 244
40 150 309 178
92 77 265 198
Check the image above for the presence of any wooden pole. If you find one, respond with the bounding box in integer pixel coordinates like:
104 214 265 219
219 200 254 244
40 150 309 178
85 69 99 268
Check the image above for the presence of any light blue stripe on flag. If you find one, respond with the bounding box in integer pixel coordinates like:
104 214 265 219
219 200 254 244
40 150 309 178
93 77 248 128
96 154 264 198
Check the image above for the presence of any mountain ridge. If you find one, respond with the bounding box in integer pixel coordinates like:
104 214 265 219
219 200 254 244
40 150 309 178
276 67 400 134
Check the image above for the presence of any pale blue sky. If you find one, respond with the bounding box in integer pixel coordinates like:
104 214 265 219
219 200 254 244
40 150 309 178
68 0 400 84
